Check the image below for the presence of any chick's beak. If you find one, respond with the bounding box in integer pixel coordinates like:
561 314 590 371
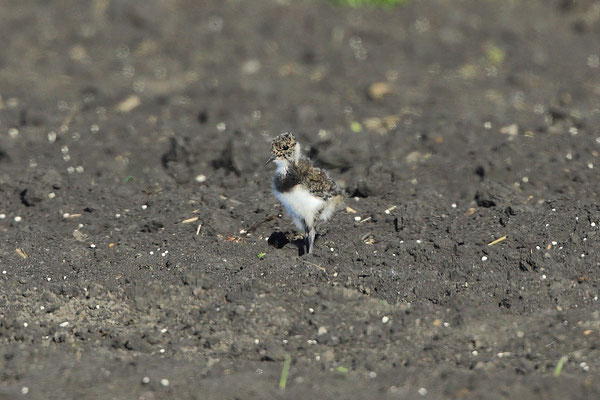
266 154 275 165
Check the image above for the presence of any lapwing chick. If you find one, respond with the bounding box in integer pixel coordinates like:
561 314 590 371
268 132 343 254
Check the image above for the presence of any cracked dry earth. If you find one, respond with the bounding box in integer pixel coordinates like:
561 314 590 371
1 0 600 399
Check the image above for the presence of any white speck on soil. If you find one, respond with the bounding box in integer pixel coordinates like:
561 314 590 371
14 216 22 222
542 275 547 280
0 214 5 219
142 377 150 384
159 348 165 353
443 322 450 328
318 326 328 336
75 166 84 173
472 350 478 356
23 322 28 328
21 386 29 395
59 321 69 328
8 128 19 138
382 316 390 324
481 256 488 261
309 308 315 313
160 379 169 387
142 204 147 210
354 216 361 221
418 387 428 396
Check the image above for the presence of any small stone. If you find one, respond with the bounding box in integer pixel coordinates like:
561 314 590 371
368 82 391 100
317 326 328 336
21 387 29 395
160 378 169 387
142 376 150 384
381 316 390 324
500 124 518 136
418 387 428 396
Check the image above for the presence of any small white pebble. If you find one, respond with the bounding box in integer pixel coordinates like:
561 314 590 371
8 128 19 138
142 204 147 210
369 371 377 378
552 241 557 246
2 270 6 274
21 387 29 395
40 306 45 310
216 122 226 132
48 131 57 143
522 176 529 183
588 163 594 169
67 166 75 174
0 213 5 219
451 203 457 208
552 208 556 212
195 174 207 183
536 246 541 250
416 239 422 244
481 256 488 261
14 216 22 222
159 348 165 353
317 326 328 336
472 350 478 356
59 321 69 328
254 339 260 345
160 328 167 333
591 222 596 227
48 192 56 199
354 216 362 221
309 307 315 313
115 213 121 218
23 322 28 328
581 254 585 258
566 153 573 160
443 322 450 328
142 377 150 384
484 122 492 129
542 274 547 280
418 387 428 396
382 316 390 324
160 379 169 387
90 244 96 249
47 277 51 281
330 247 334 252
75 166 84 173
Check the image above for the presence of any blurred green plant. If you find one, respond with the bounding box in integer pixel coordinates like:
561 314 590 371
332 0 407 7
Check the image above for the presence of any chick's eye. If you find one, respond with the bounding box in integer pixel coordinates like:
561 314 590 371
282 145 288 150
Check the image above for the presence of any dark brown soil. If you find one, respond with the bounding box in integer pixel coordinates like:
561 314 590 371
1 0 600 398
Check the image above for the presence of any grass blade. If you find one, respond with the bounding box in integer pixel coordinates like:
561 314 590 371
279 354 292 390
